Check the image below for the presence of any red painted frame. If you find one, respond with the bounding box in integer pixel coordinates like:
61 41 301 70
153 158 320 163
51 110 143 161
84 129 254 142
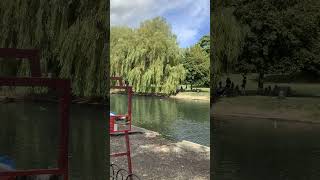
110 77 132 133
0 48 70 180
110 77 133 176
0 48 41 77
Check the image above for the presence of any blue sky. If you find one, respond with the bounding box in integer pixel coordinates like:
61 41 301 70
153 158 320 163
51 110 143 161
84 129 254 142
110 0 210 48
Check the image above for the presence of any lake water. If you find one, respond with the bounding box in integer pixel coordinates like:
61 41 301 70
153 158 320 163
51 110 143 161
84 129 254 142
0 95 209 179
0 102 107 179
111 94 210 146
213 116 320 180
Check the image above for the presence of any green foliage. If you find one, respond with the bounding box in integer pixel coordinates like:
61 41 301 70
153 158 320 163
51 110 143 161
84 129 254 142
211 5 248 89
234 0 320 87
0 0 108 97
197 35 210 54
182 44 210 87
111 17 186 95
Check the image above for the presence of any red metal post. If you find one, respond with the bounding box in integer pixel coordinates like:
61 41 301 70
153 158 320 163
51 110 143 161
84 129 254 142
0 48 70 179
110 77 134 176
125 131 132 175
0 48 41 77
58 80 70 180
127 86 132 131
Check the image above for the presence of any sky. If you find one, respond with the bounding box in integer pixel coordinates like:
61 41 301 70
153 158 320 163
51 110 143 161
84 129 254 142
110 0 210 48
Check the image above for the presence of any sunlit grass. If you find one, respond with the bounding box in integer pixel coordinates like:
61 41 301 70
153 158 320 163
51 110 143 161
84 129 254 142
213 96 320 121
220 73 320 96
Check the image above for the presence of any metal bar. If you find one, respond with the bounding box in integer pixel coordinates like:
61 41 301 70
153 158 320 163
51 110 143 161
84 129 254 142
0 169 63 176
125 131 133 176
0 77 70 179
0 49 69 179
110 86 128 89
110 152 128 157
110 77 123 86
110 77 122 81
0 48 41 77
58 81 70 180
0 77 68 87
127 87 132 122
110 76 134 177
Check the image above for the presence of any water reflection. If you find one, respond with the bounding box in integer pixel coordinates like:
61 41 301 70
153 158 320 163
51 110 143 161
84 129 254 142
213 116 320 180
0 102 107 179
111 94 210 146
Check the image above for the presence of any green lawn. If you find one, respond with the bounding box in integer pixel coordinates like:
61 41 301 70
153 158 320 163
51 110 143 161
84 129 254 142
219 73 320 97
177 85 210 97
213 96 320 121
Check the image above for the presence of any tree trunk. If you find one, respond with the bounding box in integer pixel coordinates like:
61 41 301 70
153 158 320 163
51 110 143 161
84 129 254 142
258 72 264 89
258 72 264 95
191 83 193 90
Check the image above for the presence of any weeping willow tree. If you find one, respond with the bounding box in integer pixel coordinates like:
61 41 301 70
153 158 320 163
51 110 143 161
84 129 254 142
0 0 108 97
211 6 248 90
111 17 186 95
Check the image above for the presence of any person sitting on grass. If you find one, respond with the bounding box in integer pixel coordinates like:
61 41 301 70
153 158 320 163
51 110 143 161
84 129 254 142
235 85 240 96
225 78 232 96
216 81 224 96
231 82 235 96
241 76 247 95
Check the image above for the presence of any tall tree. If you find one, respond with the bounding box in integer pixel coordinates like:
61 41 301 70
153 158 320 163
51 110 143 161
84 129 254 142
0 0 108 97
234 0 320 88
183 44 210 88
211 6 248 89
111 17 186 95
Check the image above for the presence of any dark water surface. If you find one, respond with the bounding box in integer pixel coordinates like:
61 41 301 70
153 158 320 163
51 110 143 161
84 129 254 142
111 94 210 146
213 116 320 180
0 102 107 179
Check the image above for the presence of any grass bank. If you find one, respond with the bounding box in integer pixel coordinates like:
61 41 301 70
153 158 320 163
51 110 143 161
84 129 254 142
111 86 210 101
220 73 320 97
212 96 320 122
171 87 210 101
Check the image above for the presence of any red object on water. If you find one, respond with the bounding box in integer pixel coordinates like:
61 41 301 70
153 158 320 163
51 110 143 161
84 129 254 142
110 77 133 176
0 48 70 180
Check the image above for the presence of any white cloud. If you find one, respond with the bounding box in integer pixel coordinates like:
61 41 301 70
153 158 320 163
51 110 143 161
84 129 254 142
110 0 210 47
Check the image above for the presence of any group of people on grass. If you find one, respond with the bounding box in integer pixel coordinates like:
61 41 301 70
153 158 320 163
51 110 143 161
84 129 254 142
215 76 288 97
216 76 247 97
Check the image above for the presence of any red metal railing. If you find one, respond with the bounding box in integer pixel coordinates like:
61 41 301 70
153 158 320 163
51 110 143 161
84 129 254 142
0 48 70 180
110 77 133 176
0 48 41 77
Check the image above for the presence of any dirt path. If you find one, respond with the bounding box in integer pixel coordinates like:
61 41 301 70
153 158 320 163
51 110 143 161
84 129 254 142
110 126 210 180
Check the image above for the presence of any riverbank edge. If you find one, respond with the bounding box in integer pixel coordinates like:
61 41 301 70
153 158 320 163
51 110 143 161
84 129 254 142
130 125 210 152
212 113 320 124
170 94 209 101
111 91 210 101
0 95 109 106
111 125 210 179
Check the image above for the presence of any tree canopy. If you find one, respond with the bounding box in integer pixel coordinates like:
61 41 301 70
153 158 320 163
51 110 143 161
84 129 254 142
233 0 320 87
110 17 186 95
197 35 210 55
0 0 108 97
211 4 248 89
182 44 210 88
211 0 320 92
